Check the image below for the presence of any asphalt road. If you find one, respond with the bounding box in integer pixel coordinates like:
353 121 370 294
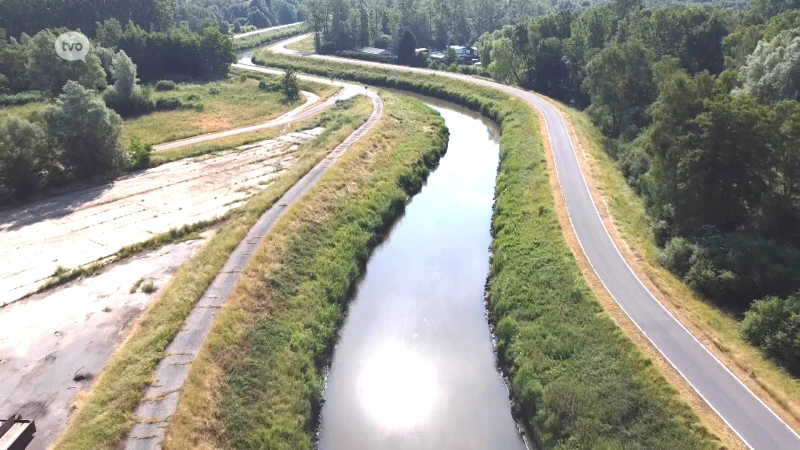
270 35 800 449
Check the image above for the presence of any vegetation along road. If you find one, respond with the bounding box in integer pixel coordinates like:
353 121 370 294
269 34 800 449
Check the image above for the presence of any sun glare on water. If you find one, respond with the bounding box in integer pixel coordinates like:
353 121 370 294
357 341 438 432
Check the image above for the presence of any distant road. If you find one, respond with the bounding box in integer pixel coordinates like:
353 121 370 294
233 21 304 39
267 34 800 449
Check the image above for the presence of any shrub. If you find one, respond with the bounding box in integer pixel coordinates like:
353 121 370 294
0 91 47 106
155 96 183 110
126 138 152 170
659 232 800 310
258 78 281 92
154 80 177 91
281 68 299 100
209 86 221 95
0 116 50 195
742 294 800 375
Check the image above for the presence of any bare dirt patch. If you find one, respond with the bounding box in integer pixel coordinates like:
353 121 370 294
0 128 324 304
0 235 210 449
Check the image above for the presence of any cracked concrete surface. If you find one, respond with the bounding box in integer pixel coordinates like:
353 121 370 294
0 235 211 450
0 129 324 305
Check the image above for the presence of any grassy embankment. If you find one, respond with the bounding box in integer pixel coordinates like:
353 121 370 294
286 34 315 53
53 95 374 450
561 107 800 423
234 52 721 448
234 22 308 50
162 92 447 449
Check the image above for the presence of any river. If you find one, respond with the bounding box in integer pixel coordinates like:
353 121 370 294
316 96 528 450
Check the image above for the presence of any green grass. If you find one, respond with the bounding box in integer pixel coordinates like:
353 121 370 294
0 101 48 120
163 92 447 449
123 76 301 145
249 52 720 448
53 95 374 450
234 23 308 50
286 35 315 53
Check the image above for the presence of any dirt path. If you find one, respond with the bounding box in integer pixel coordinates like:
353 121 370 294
124 72 383 450
0 129 324 305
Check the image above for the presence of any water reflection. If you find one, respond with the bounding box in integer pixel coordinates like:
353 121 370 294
358 340 438 431
317 99 526 450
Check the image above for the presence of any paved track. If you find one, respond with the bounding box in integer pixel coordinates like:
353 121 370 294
125 69 383 450
269 34 800 449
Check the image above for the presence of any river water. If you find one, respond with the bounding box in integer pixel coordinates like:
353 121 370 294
317 97 528 450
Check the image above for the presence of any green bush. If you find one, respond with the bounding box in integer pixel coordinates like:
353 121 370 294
0 91 47 106
0 116 50 196
258 78 281 92
659 232 800 310
154 80 177 91
126 138 152 170
742 295 800 375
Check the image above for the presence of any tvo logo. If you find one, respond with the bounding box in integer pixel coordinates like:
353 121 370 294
55 32 90 62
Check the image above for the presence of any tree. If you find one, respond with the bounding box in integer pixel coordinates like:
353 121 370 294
398 30 417 66
742 295 800 375
0 29 28 92
46 81 125 179
103 50 154 116
738 28 800 104
0 116 50 195
281 68 300 100
26 29 107 96
199 27 236 76
488 36 524 84
583 41 657 138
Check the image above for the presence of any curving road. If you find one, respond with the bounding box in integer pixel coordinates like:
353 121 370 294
125 69 383 450
268 34 800 449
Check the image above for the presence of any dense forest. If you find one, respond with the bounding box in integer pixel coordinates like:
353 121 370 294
312 0 800 376
0 0 303 38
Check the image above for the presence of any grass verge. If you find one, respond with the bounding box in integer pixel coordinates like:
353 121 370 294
163 92 446 449
286 34 315 53
561 105 800 426
52 95 373 450
249 52 720 448
234 23 308 50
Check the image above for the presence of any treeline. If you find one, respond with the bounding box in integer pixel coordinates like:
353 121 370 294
301 0 738 54
303 0 602 54
478 0 800 374
1 23 235 94
0 0 304 39
178 0 304 34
